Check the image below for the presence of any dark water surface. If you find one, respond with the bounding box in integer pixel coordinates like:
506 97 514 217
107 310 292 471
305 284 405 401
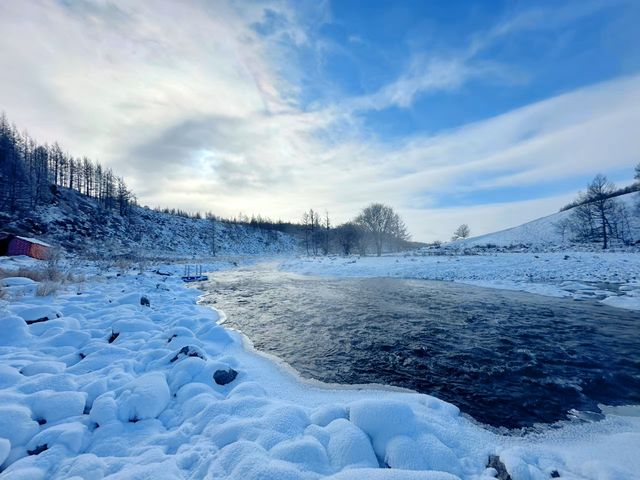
200 265 640 429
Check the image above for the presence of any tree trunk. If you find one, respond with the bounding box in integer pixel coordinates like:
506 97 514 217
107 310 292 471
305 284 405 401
600 208 608 249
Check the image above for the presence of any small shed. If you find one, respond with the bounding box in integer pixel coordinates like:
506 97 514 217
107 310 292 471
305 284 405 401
0 234 53 260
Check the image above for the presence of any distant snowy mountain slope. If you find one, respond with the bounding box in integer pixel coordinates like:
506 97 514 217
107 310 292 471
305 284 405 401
0 188 297 257
452 192 640 248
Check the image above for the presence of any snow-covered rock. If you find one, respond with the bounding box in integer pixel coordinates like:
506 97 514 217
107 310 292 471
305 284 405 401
0 277 36 287
116 372 171 422
0 314 30 345
0 405 40 446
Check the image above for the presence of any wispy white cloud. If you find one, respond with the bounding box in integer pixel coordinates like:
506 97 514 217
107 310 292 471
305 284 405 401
348 0 625 113
280 74 640 239
0 0 638 242
0 0 330 190
348 57 484 111
342 52 516 113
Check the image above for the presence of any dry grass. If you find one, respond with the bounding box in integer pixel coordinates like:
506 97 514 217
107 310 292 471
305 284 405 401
115 257 134 274
0 252 83 297
67 272 86 283
36 281 61 296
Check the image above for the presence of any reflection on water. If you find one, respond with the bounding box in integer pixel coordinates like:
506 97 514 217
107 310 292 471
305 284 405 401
200 265 640 429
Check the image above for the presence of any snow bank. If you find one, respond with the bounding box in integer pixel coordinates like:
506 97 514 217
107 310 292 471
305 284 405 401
0 261 638 479
282 251 640 310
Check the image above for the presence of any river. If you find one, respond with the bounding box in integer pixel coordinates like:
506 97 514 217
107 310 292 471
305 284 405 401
199 264 640 429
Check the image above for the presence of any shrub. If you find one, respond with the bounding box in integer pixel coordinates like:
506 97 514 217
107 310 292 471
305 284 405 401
36 281 60 296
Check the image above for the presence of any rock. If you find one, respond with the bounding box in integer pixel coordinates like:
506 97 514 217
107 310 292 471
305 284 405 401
25 317 50 325
16 307 61 324
487 455 512 480
170 345 206 363
152 269 172 276
140 296 150 307
27 444 48 456
213 368 238 385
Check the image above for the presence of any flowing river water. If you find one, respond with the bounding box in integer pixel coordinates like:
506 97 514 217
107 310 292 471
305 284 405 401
199 264 640 429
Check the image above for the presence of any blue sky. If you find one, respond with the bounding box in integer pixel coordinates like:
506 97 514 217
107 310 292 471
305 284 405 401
1 0 639 240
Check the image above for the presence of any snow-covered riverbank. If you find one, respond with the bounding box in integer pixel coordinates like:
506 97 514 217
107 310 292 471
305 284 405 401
1 255 639 479
282 251 640 310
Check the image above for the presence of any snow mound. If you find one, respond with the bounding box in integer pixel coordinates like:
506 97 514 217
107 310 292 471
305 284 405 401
1 277 36 287
116 373 171 422
0 315 30 345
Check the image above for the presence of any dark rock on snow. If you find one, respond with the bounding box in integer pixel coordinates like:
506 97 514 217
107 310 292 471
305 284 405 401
27 444 48 456
487 455 512 480
213 368 238 385
25 317 52 325
170 345 206 363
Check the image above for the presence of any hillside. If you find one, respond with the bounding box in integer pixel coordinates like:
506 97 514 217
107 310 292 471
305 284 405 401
450 192 640 249
0 188 297 257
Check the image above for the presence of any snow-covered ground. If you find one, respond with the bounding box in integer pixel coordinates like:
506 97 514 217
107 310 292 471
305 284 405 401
1 254 640 480
282 251 640 311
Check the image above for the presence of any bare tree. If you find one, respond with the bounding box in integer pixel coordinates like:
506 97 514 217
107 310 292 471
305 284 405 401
206 212 217 256
554 217 572 244
301 211 311 255
451 224 470 241
322 211 331 255
335 222 361 255
116 176 133 216
31 145 50 208
355 203 408 256
389 213 410 251
569 174 630 249
82 157 93 196
301 209 321 256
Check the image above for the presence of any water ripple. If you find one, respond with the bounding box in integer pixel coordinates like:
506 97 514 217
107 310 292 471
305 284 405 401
201 268 640 429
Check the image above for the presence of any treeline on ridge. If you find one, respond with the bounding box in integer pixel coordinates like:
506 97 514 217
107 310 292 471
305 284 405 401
0 113 415 256
0 113 135 217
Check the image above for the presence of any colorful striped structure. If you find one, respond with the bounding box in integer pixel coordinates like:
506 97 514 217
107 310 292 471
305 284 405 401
0 234 52 260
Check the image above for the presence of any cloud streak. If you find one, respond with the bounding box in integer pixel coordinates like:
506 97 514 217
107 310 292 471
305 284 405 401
0 1 638 241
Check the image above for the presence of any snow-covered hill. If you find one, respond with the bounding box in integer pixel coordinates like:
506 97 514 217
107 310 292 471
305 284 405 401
451 192 640 249
0 188 297 257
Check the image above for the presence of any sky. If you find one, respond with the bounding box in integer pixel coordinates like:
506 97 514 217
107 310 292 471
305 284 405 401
1 0 640 241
